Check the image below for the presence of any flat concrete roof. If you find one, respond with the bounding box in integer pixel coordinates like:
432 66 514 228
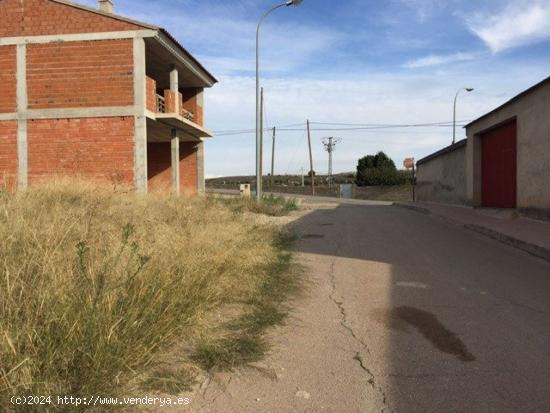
465 76 550 129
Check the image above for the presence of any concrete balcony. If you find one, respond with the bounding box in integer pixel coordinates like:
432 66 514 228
145 76 212 139
158 90 196 121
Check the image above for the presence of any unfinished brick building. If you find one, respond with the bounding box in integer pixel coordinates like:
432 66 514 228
0 0 217 194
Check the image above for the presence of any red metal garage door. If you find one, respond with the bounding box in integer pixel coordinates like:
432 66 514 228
481 121 517 208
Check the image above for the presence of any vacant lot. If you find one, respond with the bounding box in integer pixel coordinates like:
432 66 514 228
0 180 300 409
208 177 414 202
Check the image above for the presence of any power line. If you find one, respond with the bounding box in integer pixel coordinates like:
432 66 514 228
213 122 309 135
309 120 471 127
213 120 471 133
212 122 470 137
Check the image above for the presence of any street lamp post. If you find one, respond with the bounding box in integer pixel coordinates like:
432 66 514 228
453 87 474 144
256 0 303 200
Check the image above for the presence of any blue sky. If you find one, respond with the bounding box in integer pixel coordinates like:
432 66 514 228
81 0 550 177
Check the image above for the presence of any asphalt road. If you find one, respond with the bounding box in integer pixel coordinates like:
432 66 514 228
192 203 550 413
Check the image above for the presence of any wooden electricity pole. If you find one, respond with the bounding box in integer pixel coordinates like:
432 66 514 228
307 119 315 196
270 126 276 189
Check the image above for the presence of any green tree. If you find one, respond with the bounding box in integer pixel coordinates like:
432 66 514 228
356 151 402 186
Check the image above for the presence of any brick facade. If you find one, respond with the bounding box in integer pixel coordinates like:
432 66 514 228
159 88 203 126
28 117 134 185
0 0 210 194
147 141 198 195
0 0 142 37
164 90 176 113
146 76 157 113
180 142 198 195
0 46 16 113
0 121 18 190
27 40 134 109
147 142 171 191
181 88 203 126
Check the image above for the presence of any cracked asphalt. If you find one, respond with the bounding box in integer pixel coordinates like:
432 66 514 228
191 203 550 413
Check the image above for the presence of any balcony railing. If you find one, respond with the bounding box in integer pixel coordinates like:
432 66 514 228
156 94 166 113
182 108 194 122
156 93 194 122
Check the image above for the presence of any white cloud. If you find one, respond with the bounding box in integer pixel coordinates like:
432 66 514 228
76 0 339 76
403 52 479 68
467 1 550 53
398 0 445 22
203 64 549 177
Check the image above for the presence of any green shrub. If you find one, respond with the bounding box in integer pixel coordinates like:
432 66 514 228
356 152 413 186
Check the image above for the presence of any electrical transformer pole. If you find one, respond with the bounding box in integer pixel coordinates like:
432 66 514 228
322 137 341 188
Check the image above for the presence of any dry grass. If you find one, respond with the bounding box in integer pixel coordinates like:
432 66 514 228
217 194 299 217
0 179 299 409
192 231 301 371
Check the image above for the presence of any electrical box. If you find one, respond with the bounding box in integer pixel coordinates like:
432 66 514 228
240 184 251 198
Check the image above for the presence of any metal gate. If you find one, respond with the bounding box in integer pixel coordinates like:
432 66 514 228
481 120 517 208
339 184 353 199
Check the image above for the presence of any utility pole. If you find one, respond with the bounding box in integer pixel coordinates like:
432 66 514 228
259 87 264 197
307 120 315 196
270 126 276 189
300 167 305 187
412 162 416 202
255 1 304 201
322 137 341 188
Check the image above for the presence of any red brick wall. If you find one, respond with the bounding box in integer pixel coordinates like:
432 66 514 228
147 142 171 191
180 142 197 195
27 117 134 185
162 90 204 126
147 141 198 195
27 40 134 109
0 0 142 37
0 121 18 190
146 76 157 113
164 90 176 113
181 88 203 126
195 105 203 127
0 46 16 113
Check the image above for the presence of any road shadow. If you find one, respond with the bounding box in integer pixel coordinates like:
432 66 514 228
286 202 550 412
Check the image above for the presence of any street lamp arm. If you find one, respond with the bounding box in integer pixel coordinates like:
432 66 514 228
255 0 303 200
257 3 288 37
255 2 291 200
453 87 474 144
256 2 288 82
454 89 461 106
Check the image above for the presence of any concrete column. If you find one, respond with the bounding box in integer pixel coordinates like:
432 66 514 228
465 133 482 206
133 37 148 192
171 129 180 195
170 66 179 114
197 89 204 108
472 134 483 206
197 140 205 194
16 44 28 190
